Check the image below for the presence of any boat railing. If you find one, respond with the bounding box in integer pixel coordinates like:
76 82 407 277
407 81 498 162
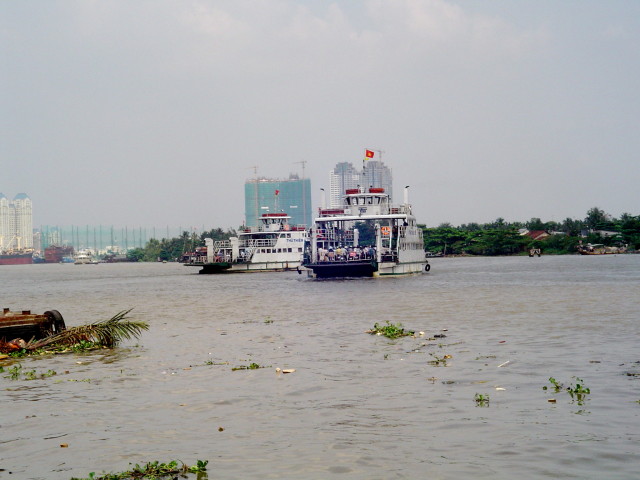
380 252 398 262
243 224 307 233
213 240 232 250
240 238 277 248
315 228 354 243
390 205 409 214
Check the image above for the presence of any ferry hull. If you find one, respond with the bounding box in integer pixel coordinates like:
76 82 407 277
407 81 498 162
375 261 428 276
304 260 427 278
304 260 377 278
191 261 301 274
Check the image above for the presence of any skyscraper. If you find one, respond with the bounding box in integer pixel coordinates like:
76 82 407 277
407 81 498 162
244 174 312 228
0 193 33 250
328 159 393 208
329 162 361 208
361 160 393 201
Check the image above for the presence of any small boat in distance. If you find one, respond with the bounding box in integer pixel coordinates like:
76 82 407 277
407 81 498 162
301 186 429 278
577 243 627 255
74 249 98 264
182 212 308 274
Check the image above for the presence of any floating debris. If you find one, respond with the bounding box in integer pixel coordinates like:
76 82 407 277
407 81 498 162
276 368 296 374
1 309 147 355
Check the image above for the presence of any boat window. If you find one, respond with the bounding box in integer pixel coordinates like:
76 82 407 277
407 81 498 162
288 248 292 252
298 247 302 252
367 196 373 204
287 233 291 238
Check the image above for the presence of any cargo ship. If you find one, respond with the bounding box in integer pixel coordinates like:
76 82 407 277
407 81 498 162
44 245 75 263
0 251 34 265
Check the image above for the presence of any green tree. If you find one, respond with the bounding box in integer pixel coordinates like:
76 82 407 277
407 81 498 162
619 214 640 249
423 226 468 255
585 207 608 230
126 248 145 262
526 218 545 231
354 221 376 246
561 217 584 236
466 228 525 255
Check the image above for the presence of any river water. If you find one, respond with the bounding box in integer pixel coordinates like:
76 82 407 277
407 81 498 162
1 255 639 479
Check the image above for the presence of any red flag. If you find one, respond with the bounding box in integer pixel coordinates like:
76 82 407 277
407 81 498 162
365 149 374 158
275 189 280 195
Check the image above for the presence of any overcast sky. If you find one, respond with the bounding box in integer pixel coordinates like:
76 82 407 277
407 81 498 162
2 1 639 230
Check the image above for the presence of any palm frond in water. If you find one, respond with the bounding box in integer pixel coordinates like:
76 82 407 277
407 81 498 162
26 309 148 351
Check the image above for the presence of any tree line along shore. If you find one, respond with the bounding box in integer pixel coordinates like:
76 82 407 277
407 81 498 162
123 207 639 261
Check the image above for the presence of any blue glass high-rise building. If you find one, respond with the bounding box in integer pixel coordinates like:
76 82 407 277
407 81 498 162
244 174 312 228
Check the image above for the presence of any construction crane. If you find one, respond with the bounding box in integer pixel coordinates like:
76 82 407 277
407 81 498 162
293 160 307 179
293 160 308 225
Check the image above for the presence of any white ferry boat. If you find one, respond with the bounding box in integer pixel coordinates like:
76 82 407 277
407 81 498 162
183 213 308 274
302 186 429 278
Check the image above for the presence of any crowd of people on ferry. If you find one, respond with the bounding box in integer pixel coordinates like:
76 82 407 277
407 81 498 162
316 245 376 262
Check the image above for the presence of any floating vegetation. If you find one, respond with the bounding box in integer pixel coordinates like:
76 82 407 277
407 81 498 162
231 362 264 371
199 359 228 367
428 353 452 366
543 376 591 405
367 321 415 339
474 393 490 407
566 378 591 404
70 459 208 480
1 364 56 381
544 377 563 393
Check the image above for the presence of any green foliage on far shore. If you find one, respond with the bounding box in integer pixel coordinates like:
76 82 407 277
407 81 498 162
127 227 236 262
421 207 640 256
122 206 640 260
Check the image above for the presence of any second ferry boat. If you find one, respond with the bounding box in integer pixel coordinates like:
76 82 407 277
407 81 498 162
183 212 308 274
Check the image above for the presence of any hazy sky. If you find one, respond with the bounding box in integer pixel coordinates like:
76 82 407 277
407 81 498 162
2 1 639 230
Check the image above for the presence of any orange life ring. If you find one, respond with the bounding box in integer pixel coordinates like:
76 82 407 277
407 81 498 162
381 226 391 236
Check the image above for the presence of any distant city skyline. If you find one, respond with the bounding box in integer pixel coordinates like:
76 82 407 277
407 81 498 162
329 159 393 208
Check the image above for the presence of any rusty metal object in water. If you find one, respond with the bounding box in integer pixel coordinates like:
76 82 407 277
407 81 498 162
0 308 66 344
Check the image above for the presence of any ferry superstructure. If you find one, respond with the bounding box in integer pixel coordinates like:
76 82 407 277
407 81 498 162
183 213 307 274
302 186 429 278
